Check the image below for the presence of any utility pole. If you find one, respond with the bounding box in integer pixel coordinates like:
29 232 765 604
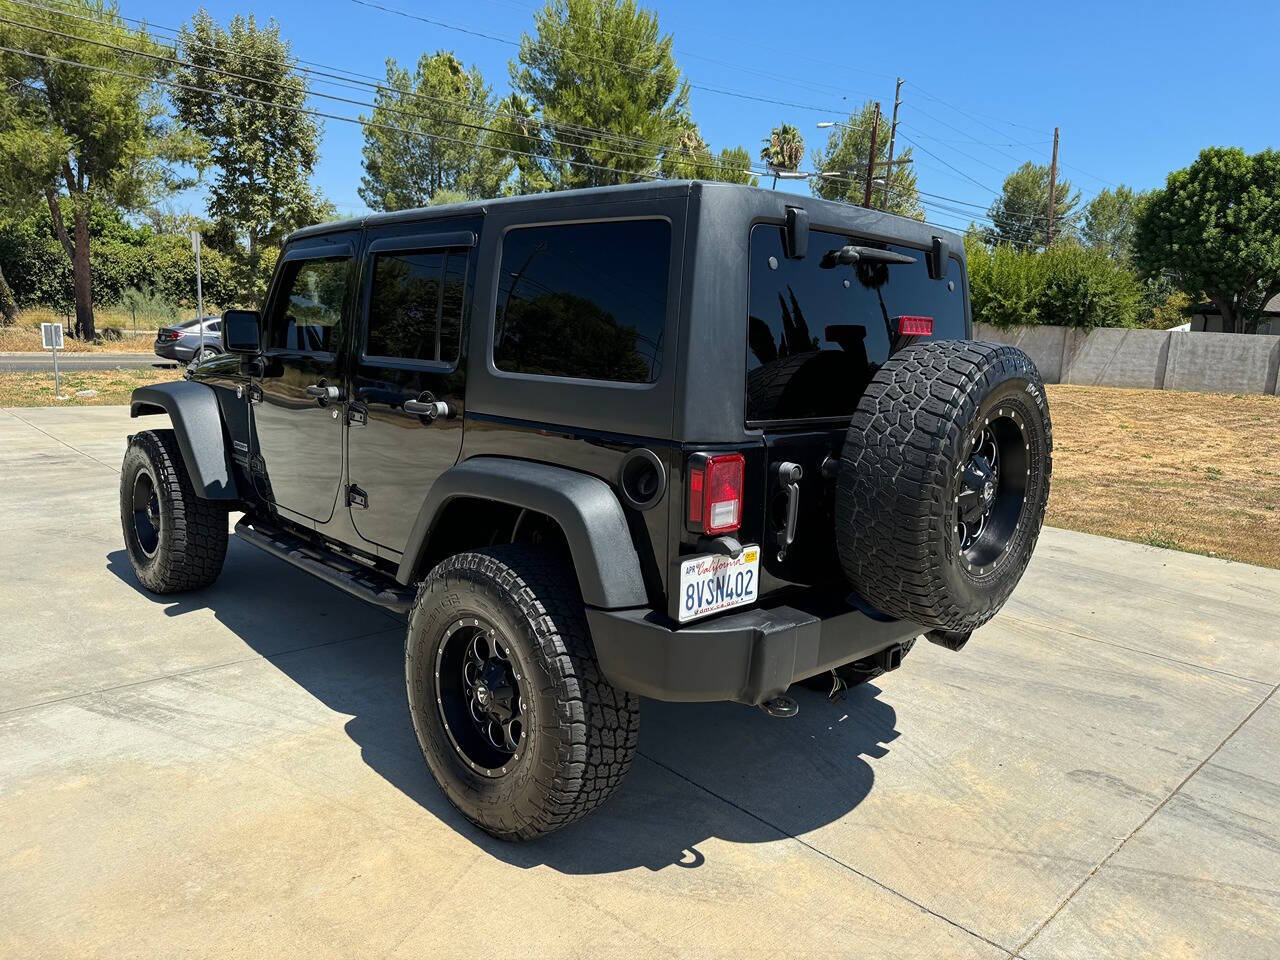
882 77 903 210
1047 126 1060 245
863 101 881 208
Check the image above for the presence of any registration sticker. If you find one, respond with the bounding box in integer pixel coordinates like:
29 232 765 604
677 546 760 623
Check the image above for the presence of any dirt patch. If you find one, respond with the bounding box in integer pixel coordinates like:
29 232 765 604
1045 384 1280 569
0 367 184 407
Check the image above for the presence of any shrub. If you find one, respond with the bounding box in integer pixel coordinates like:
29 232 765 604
1036 242 1142 329
965 233 1143 329
965 234 1043 328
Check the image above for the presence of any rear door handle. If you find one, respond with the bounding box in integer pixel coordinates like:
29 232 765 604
403 398 450 422
306 384 340 400
774 461 803 560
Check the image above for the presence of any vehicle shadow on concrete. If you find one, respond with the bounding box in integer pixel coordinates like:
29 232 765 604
108 545 898 875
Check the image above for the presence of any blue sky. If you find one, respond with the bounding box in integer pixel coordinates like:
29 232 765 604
123 0 1279 230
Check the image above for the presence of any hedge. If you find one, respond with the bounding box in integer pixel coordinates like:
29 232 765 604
0 208 235 314
965 235 1143 329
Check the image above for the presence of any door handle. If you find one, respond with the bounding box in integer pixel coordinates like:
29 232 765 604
403 398 451 422
306 384 340 400
774 461 803 561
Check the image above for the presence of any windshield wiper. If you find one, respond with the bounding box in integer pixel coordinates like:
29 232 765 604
820 245 917 268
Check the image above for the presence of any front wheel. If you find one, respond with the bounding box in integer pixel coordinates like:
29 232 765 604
406 546 639 841
120 429 228 593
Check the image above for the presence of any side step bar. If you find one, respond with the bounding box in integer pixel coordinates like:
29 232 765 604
234 518 416 613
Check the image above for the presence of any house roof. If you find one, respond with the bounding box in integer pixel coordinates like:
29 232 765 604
1195 292 1280 317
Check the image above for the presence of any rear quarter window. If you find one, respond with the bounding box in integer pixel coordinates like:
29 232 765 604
747 224 965 423
493 219 670 383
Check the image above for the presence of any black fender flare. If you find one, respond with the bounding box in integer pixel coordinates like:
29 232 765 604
396 457 647 610
130 381 239 500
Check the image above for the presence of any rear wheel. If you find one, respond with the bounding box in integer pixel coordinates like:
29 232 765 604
406 546 639 841
835 341 1052 632
119 429 228 593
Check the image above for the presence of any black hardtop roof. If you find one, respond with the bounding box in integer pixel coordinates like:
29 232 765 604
287 179 962 250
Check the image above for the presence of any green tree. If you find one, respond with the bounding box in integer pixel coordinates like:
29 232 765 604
809 101 922 217
359 52 512 210
1036 242 1141 328
985 162 1080 250
0 0 196 339
509 0 690 190
1133 147 1280 334
174 11 329 305
1083 185 1146 262
659 124 756 184
760 122 804 174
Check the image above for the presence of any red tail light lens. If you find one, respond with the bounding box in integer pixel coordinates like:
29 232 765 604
896 315 934 336
687 453 745 535
158 330 180 341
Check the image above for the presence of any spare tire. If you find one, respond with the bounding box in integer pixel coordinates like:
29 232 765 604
835 341 1052 632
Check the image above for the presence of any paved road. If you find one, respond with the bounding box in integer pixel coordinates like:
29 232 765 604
0 352 176 372
1 405 1277 959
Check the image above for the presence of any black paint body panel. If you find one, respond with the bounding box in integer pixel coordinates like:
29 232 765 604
151 180 971 701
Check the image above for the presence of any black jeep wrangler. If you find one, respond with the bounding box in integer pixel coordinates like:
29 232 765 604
120 181 1052 840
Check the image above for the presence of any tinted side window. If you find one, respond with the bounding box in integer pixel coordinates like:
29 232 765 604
268 257 350 353
746 225 964 422
365 248 466 364
494 219 670 383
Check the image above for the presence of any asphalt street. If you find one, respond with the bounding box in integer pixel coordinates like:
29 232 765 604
0 352 176 372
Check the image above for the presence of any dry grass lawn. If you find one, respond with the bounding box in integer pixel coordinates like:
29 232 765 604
0 306 166 353
1045 384 1280 569
0 367 183 408
0 372 1275 567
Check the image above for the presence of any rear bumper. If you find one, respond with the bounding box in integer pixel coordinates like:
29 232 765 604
154 342 191 362
585 594 924 705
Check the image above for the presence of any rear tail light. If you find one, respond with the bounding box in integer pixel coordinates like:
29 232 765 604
896 315 934 336
687 453 745 535
158 329 180 341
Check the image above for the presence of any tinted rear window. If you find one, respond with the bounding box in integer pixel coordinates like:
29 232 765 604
494 219 670 383
746 224 964 422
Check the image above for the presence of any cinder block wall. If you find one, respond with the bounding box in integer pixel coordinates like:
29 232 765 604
973 324 1280 395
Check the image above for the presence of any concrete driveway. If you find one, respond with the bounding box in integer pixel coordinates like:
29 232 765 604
1 405 1277 959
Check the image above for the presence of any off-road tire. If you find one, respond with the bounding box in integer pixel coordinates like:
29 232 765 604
406 545 640 841
120 429 228 593
835 341 1052 632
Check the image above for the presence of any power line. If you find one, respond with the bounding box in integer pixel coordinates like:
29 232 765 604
0 42 665 183
8 0 760 167
5 5 1093 241
2 11 764 181
349 0 860 115
896 132 1000 195
21 0 1082 203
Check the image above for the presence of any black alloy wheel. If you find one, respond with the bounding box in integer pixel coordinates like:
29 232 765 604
131 468 162 558
953 406 1031 576
434 617 525 777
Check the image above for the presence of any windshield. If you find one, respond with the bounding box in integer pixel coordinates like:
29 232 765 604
746 223 965 423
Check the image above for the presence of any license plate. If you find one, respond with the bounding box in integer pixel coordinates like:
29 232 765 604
677 546 760 623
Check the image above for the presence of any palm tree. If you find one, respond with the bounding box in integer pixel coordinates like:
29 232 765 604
761 124 805 170
761 123 805 188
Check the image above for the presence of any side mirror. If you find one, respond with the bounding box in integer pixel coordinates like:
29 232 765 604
221 309 261 355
